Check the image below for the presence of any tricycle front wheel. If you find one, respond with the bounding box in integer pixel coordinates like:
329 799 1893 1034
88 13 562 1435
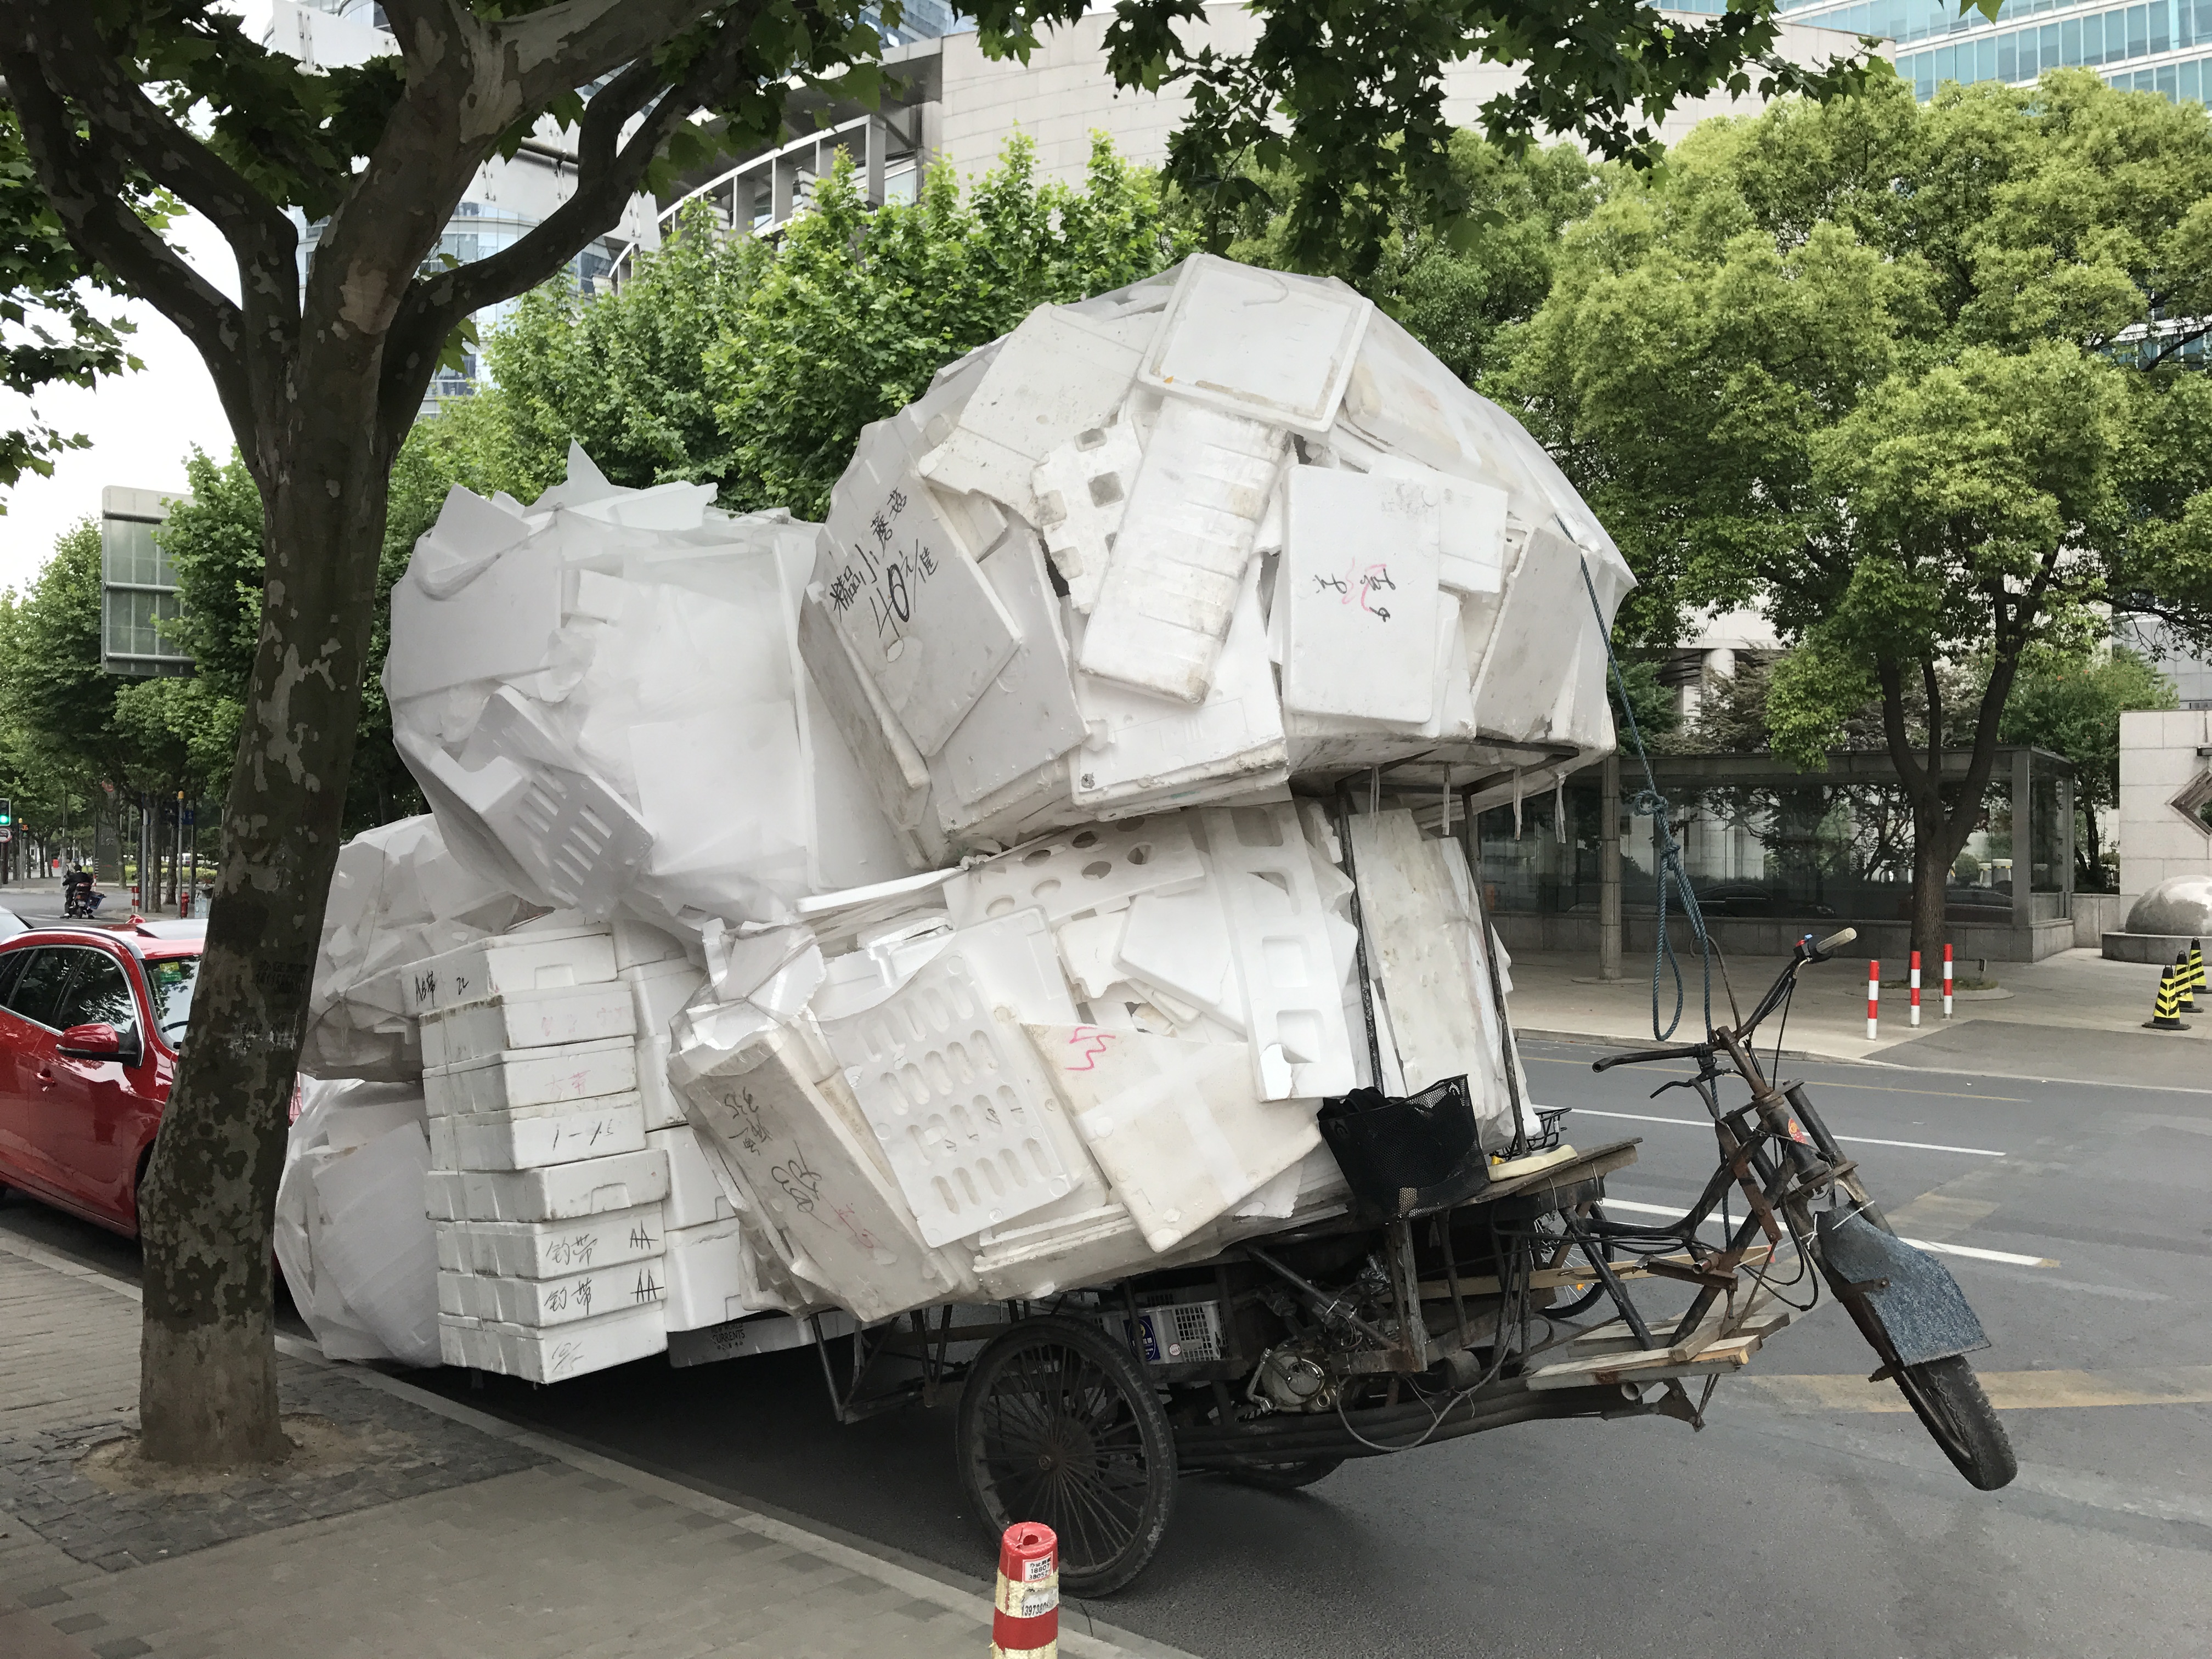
1893 1355 2016 1491
957 1314 1176 1596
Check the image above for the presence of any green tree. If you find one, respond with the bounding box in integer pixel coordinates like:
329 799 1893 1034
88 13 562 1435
1999 645 2177 888
1505 70 2212 961
0 0 1880 1470
710 136 1180 518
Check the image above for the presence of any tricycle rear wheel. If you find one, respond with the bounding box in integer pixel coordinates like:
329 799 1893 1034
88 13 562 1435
958 1314 1176 1596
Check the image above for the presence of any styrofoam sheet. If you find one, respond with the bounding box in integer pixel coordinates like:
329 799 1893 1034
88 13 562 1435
935 533 1086 808
400 926 618 1018
440 1301 667 1382
445 1093 647 1171
423 1037 637 1116
1202 802 1357 1099
649 1124 740 1229
1068 563 1286 810
1078 398 1286 704
814 419 1023 755
674 1024 979 1323
1026 1024 1319 1252
1115 879 1245 1031
1053 912 1127 1001
915 306 1144 521
452 1146 669 1223
1138 255 1372 436
625 960 707 1039
420 984 637 1070
613 917 690 972
1280 467 1441 725
459 1200 666 1279
821 951 1090 1246
947 813 1205 928
1033 417 1142 612
972 1201 1146 1302
386 537 564 701
1346 809 1496 1101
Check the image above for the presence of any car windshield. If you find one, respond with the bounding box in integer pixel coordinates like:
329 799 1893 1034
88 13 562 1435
144 956 199 1044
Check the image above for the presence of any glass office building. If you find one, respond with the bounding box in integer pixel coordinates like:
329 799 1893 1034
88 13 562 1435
1776 0 2212 103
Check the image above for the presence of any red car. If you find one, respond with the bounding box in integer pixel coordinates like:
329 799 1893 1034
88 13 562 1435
0 923 201 1235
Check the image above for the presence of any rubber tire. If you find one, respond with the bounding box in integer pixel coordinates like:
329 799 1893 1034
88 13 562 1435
957 1315 1176 1598
1224 1458 1344 1492
1894 1355 2017 1491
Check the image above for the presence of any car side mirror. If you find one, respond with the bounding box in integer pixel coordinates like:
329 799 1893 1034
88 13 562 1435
58 1022 137 1064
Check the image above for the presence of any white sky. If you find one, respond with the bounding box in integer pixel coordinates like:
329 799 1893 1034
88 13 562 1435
1 1 269 599
0 212 242 599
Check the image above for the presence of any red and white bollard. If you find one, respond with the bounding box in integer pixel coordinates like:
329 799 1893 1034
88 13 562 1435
1943 943 1954 1019
1866 960 1880 1040
992 1522 1058 1659
1910 950 1922 1028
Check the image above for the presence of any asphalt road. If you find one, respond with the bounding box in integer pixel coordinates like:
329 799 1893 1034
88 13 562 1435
7 1024 2210 1658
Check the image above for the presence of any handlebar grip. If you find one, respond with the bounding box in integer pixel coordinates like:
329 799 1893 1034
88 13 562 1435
1813 926 1858 956
1592 1044 1707 1072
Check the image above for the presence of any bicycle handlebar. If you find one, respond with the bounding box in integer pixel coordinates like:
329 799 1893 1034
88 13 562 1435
1589 926 1863 1074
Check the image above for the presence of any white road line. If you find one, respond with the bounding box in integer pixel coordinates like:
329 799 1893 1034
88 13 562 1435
1600 1198 2055 1268
1563 1106 2007 1158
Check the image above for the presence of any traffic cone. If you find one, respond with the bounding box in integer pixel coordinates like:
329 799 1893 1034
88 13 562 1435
993 1522 1058 1658
2189 939 2206 1009
2177 952 2200 1015
2145 967 2191 1031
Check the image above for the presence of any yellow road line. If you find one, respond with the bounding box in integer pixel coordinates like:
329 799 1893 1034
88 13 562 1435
1737 1367 2212 1413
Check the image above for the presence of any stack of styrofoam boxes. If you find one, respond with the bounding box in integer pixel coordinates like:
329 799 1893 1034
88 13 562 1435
410 923 671 1381
613 921 770 1335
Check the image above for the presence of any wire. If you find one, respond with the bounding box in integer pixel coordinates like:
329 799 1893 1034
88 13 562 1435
1579 560 1716 1041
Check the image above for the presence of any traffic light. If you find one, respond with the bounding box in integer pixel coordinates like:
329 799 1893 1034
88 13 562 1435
0 798 12 827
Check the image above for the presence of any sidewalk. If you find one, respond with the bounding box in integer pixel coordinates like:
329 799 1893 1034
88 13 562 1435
1504 944 2208 1063
0 1235 1188 1659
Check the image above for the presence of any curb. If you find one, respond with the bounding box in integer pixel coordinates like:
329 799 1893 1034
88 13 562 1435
0 1229 1199 1659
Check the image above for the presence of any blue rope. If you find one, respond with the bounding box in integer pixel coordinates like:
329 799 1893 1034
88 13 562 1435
1578 559 1714 1041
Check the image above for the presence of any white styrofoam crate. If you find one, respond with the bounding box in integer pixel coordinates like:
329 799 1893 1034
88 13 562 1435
453 1147 669 1223
420 985 636 1069
423 1036 637 1116
1281 466 1442 726
434 1218 471 1272
400 926 618 1018
1137 253 1372 435
439 1302 667 1382
424 1167 465 1222
439 1258 667 1327
649 1124 739 1229
445 1093 646 1172
461 1201 665 1279
661 1217 761 1332
613 917 690 973
823 951 1083 1246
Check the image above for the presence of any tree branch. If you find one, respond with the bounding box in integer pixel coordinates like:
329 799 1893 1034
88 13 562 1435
13 0 298 279
490 0 729 113
0 39 258 440
1877 657 1928 801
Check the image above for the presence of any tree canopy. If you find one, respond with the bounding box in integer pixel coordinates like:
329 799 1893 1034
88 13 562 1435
1502 69 2212 952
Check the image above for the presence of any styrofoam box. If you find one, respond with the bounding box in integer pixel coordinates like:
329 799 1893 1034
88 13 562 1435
442 1302 668 1383
455 1147 669 1223
650 1124 739 1229
439 1257 667 1326
420 985 637 1070
447 1093 647 1172
661 1217 756 1331
461 1201 665 1279
425 1167 465 1222
435 1218 471 1273
424 1036 637 1116
400 926 618 1018
613 917 690 973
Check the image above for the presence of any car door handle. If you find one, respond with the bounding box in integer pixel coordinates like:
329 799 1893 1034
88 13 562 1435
37 1066 57 1088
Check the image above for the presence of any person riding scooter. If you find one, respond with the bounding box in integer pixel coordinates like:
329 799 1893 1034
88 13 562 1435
62 866 103 919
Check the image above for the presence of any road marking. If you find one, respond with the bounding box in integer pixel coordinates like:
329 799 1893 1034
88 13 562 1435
1526 1056 2027 1103
1737 1367 2212 1413
1599 1198 2056 1266
1563 1107 2007 1158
